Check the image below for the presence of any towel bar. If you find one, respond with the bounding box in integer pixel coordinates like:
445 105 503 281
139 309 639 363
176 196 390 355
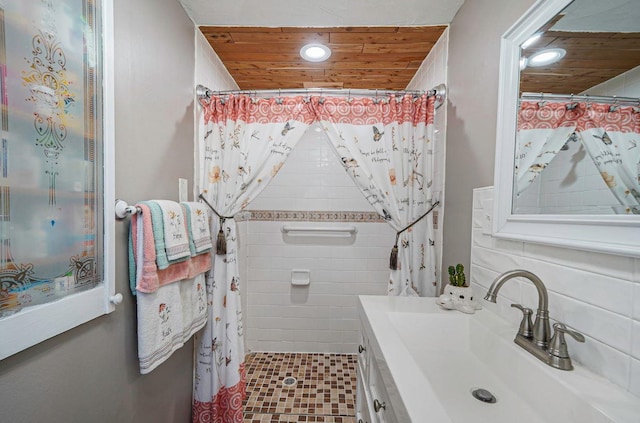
109 293 124 305
281 225 357 236
115 199 142 219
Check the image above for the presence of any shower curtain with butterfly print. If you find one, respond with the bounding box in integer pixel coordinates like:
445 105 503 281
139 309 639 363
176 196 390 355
312 94 438 297
515 101 577 196
516 101 640 212
192 95 313 423
574 103 640 213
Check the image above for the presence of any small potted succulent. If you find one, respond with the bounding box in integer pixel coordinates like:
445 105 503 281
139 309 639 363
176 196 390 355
436 264 481 314
448 263 466 288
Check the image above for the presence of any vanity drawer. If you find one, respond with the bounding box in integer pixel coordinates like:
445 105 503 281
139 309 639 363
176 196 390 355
356 369 374 423
368 361 396 423
358 331 369 383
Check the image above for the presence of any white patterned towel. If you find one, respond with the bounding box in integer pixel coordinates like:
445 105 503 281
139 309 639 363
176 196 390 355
181 202 213 254
137 282 184 374
137 274 208 374
153 200 191 262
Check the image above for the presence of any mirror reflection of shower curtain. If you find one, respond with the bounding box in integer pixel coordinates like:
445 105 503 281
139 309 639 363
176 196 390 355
515 101 576 196
576 104 640 214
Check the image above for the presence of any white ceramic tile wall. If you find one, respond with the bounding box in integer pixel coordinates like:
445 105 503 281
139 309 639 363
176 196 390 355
237 219 248 335
516 139 618 214
194 30 238 93
538 144 616 214
583 65 640 97
244 220 394 353
471 187 640 396
250 127 373 212
245 122 393 354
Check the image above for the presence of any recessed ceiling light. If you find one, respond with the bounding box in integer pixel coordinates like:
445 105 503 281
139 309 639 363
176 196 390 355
300 43 331 62
527 48 566 67
521 33 542 50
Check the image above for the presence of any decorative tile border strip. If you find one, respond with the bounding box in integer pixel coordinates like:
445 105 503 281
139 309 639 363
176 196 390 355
242 210 385 223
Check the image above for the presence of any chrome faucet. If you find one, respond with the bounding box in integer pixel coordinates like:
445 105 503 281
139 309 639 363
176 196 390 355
484 269 584 370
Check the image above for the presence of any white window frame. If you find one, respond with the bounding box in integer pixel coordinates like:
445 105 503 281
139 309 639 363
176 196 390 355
0 0 116 360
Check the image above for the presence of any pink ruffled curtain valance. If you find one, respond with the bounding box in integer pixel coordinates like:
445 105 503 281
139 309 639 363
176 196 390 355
200 94 433 126
201 95 317 125
518 101 640 133
309 94 433 126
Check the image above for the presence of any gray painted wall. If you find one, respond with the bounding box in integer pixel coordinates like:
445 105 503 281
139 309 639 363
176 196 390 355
0 0 197 422
442 0 535 276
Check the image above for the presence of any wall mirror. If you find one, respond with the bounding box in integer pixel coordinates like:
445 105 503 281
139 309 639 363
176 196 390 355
493 0 640 257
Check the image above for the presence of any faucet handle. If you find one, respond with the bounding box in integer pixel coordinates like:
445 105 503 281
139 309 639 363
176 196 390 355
549 323 585 359
511 303 534 338
556 323 585 342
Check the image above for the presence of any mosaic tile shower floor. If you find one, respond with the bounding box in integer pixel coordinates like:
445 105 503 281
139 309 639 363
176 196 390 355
243 352 357 423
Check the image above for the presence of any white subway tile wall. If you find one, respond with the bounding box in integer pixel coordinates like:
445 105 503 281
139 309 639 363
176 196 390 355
584 65 640 98
471 187 640 396
407 27 449 94
194 30 238 97
244 220 394 353
250 126 373 212
243 129 395 353
516 139 617 214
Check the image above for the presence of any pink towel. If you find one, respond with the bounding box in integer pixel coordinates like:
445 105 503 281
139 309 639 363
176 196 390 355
187 252 211 279
132 204 190 293
131 204 159 292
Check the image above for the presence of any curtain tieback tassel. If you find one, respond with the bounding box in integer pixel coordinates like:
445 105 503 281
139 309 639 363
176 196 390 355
198 193 232 256
389 233 400 270
216 217 227 256
388 201 440 271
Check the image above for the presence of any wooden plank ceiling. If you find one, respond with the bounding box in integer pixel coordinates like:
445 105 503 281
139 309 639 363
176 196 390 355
520 20 640 95
200 25 640 94
199 26 447 90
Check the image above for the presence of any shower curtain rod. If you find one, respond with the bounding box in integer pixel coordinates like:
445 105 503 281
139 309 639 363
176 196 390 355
196 84 446 102
521 92 640 106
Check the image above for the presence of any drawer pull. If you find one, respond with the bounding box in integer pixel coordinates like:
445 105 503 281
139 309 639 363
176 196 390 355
374 399 386 412
358 344 366 353
358 420 364 423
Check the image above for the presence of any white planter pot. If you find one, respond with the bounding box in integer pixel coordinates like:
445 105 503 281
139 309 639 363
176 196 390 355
436 284 482 314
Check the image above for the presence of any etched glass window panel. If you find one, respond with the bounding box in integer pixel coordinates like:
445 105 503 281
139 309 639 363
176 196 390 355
0 0 103 318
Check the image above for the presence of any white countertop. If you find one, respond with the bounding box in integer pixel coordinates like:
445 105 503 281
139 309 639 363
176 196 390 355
358 295 640 423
